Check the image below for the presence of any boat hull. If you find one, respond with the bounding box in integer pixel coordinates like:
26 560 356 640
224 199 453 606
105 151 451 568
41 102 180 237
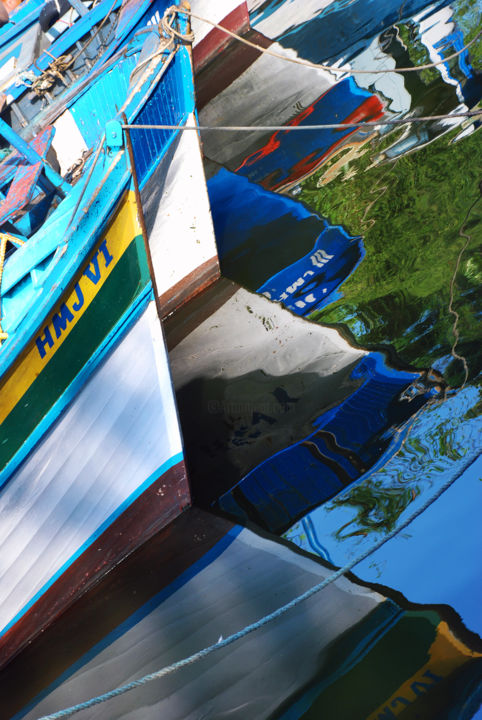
0 189 189 666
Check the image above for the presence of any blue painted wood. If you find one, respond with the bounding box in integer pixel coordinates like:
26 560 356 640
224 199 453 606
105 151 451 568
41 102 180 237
1 37 194 376
0 0 44 51
0 121 69 196
130 49 195 186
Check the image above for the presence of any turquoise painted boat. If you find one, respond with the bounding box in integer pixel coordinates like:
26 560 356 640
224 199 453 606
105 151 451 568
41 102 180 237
0 0 164 140
0 0 89 96
0 3 212 667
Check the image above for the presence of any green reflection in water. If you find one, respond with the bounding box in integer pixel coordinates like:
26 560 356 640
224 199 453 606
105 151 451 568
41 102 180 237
300 125 481 381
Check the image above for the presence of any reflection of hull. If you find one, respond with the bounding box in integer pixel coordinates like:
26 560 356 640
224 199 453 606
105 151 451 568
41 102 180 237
234 77 384 191
167 280 366 506
6 507 481 719
195 3 385 190
248 0 449 62
218 353 432 533
199 57 384 190
288 606 482 720
207 167 364 316
196 25 336 171
0 507 385 719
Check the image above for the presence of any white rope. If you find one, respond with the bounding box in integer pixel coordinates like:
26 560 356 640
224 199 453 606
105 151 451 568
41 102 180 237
447 193 481 389
170 6 481 76
35 453 478 720
122 109 481 133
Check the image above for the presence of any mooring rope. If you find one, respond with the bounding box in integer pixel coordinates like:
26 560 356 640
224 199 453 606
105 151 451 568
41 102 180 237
121 109 481 133
35 454 478 720
447 190 481 390
166 5 481 76
22 0 119 96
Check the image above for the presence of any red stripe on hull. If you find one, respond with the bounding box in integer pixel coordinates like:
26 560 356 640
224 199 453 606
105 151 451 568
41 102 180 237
0 459 190 669
158 255 220 319
193 3 250 72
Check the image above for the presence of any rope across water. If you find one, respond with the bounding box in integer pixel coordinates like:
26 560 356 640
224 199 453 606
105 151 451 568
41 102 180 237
35 454 478 720
17 5 481 718
166 5 481 76
122 109 481 133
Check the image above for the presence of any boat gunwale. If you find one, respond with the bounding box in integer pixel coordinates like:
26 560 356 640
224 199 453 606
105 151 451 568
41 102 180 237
0 40 193 378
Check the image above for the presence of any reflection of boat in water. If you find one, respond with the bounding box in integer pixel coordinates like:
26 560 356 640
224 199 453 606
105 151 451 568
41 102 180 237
4 505 481 719
196 14 385 191
217 352 441 533
247 0 454 64
167 280 366 506
207 166 364 316
195 0 480 188
367 4 482 161
233 76 384 192
0 4 218 667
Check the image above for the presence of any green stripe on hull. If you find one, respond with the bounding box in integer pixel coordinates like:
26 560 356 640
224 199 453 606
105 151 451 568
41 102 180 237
0 235 150 473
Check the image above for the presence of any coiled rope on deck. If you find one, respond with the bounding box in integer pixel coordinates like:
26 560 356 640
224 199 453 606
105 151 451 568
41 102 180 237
167 5 481 76
35 455 478 720
20 0 119 97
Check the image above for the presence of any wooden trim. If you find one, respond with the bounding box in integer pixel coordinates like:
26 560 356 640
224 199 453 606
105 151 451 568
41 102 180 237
0 459 190 670
158 255 220 319
164 277 238 351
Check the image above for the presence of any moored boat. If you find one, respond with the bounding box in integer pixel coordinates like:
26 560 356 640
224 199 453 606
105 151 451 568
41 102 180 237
0 0 164 141
0 0 90 97
0 3 217 667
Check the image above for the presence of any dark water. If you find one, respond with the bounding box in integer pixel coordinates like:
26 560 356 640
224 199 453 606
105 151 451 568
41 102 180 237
188 0 482 714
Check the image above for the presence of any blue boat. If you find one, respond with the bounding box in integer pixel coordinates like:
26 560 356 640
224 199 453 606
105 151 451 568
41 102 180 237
0 0 89 98
0 0 45 54
0 0 167 142
0 2 214 667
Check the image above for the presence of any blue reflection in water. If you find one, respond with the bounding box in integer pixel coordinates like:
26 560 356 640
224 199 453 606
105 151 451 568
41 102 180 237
217 352 441 533
207 167 364 315
203 0 481 641
285 386 482 630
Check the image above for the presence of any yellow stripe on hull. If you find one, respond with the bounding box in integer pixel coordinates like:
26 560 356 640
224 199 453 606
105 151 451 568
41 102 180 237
0 190 141 425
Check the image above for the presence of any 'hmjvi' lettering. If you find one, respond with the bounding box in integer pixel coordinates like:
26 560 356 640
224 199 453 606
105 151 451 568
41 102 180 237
34 239 113 359
52 303 74 339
